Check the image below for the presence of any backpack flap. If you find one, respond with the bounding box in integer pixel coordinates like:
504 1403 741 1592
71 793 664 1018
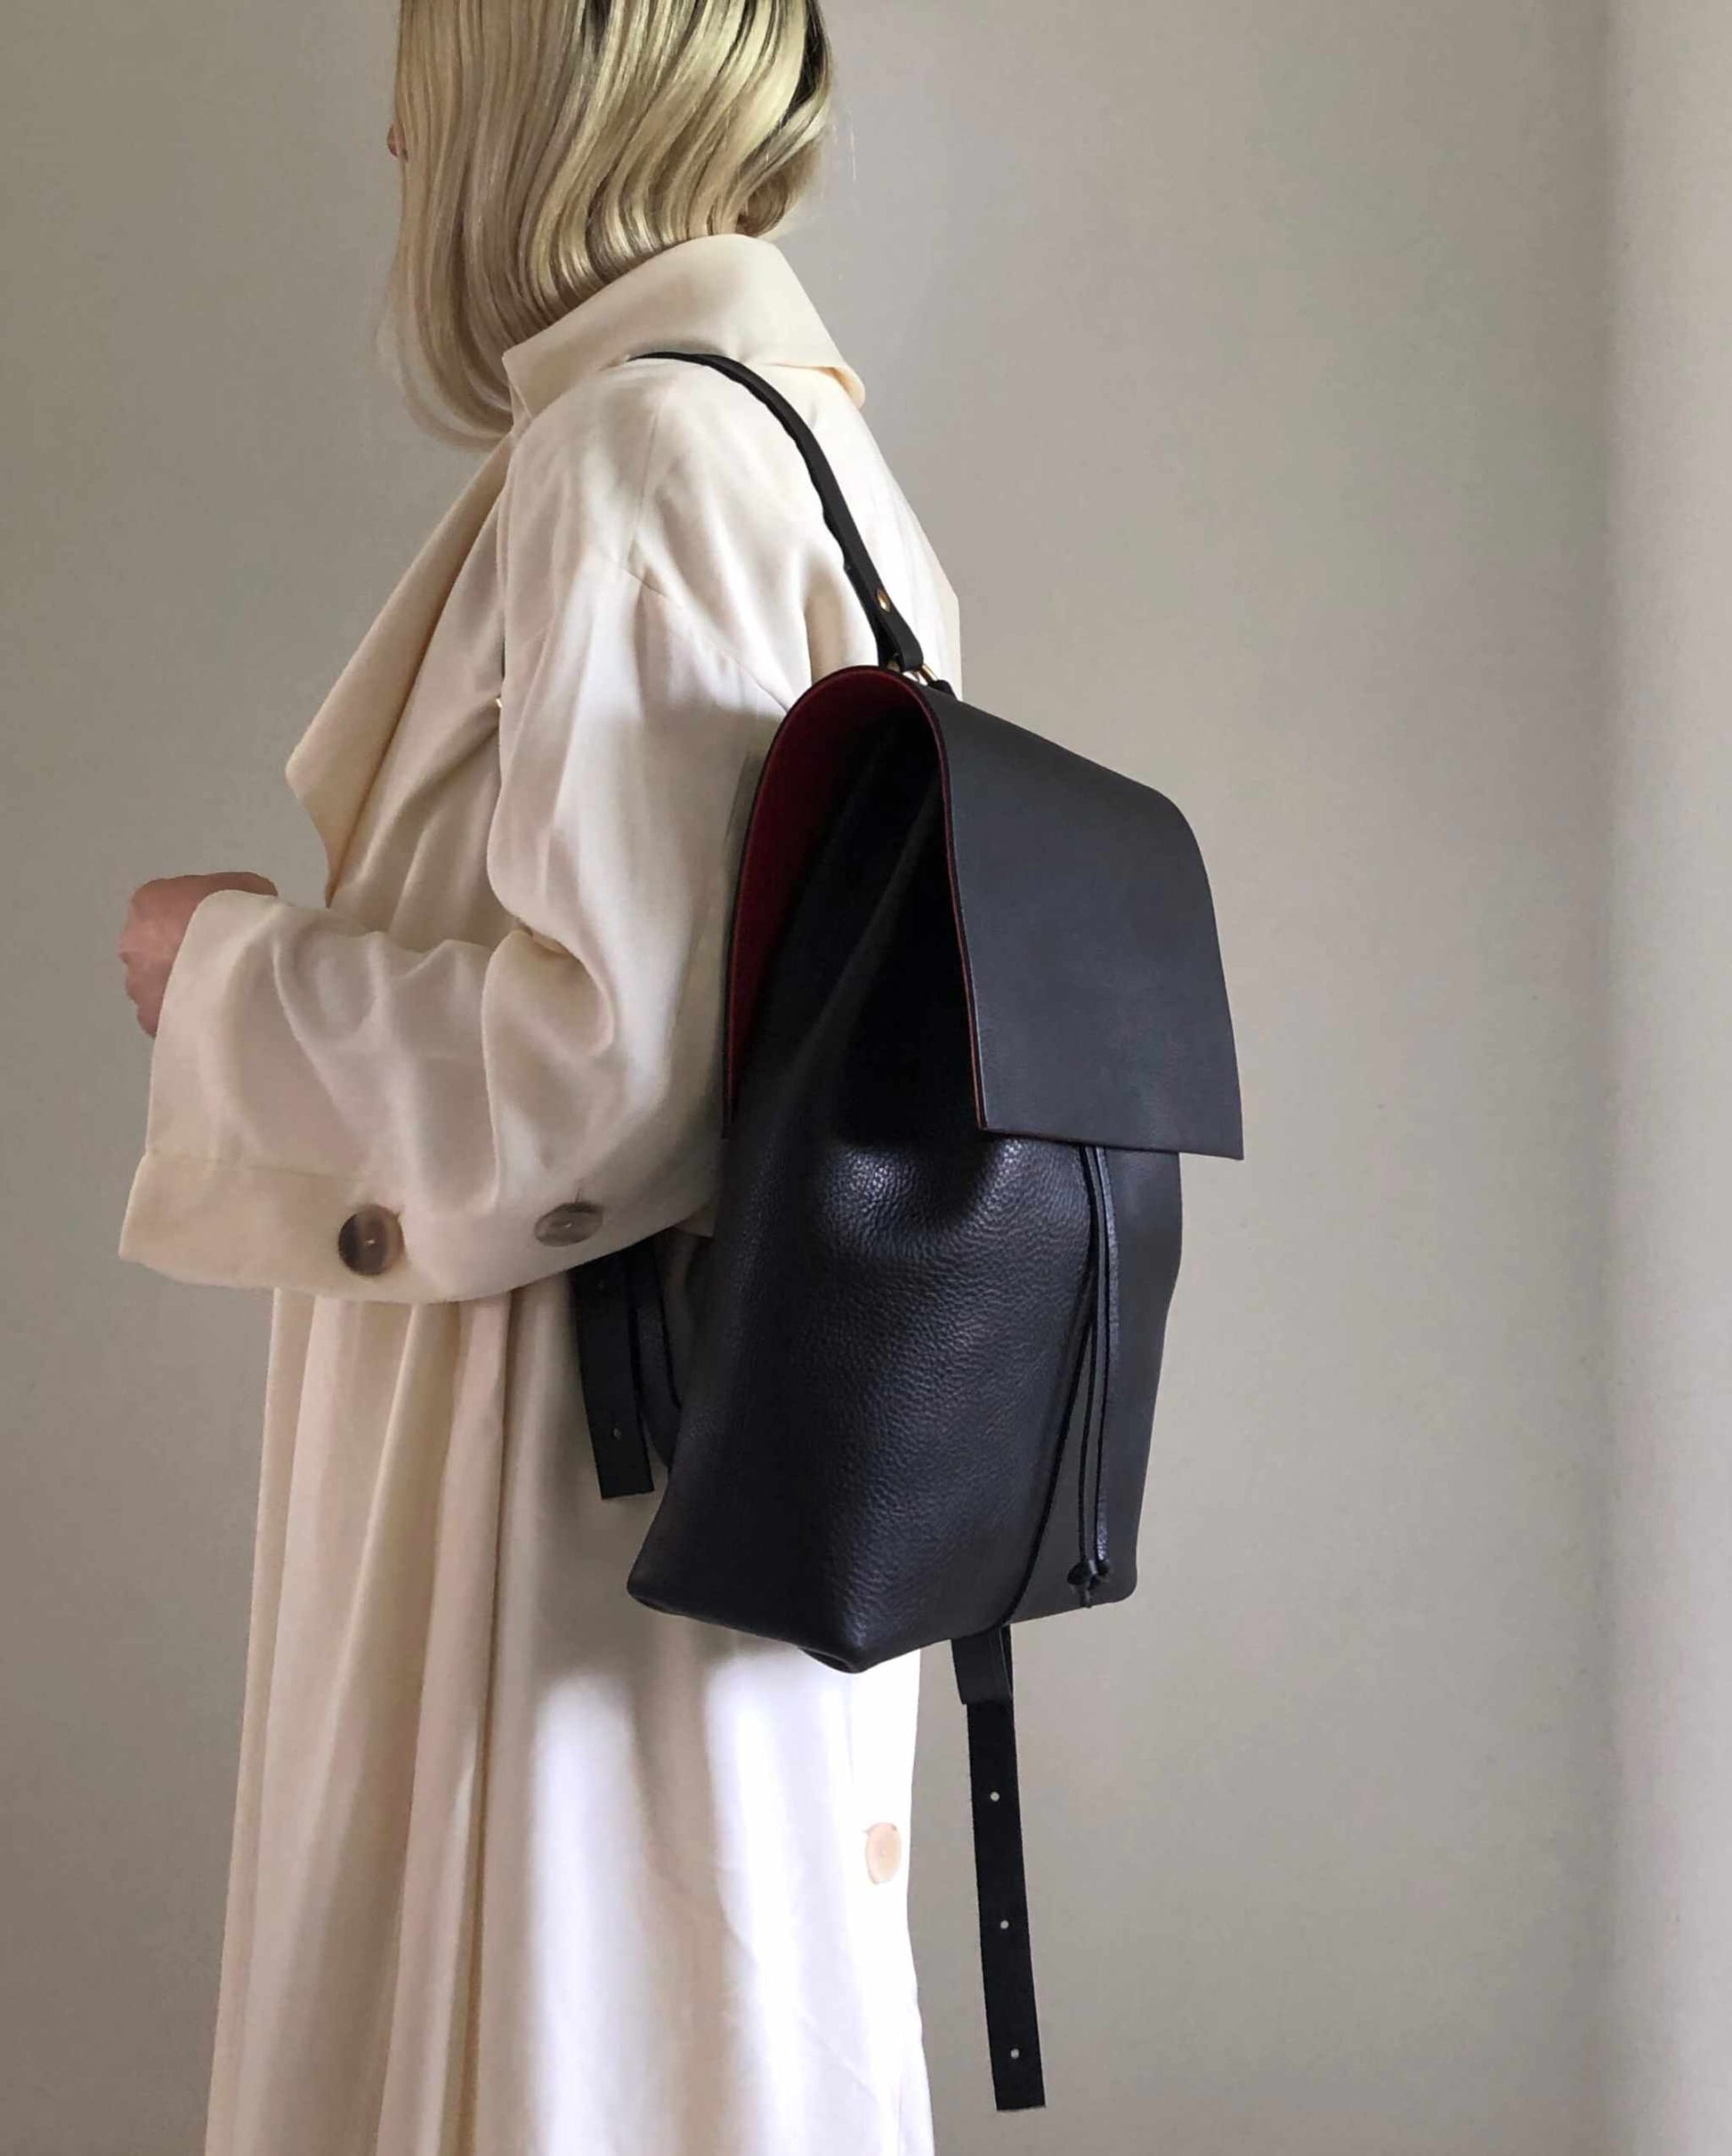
724 668 1243 1163
929 685 1242 1159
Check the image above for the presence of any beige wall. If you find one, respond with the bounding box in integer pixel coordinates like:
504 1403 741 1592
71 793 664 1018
1 5 1612 2152
1608 4 1732 2152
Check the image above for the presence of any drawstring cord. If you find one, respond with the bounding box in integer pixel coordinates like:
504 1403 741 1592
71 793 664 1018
1069 1147 1116 1606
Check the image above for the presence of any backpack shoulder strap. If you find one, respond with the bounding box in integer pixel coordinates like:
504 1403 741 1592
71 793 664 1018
631 347 935 682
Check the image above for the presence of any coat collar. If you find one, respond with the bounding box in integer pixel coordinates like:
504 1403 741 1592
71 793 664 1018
288 235 860 903
501 232 865 432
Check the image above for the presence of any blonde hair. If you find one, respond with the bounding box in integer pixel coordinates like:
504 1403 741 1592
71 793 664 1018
386 0 834 445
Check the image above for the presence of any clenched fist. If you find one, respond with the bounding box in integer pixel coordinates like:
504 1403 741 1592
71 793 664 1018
117 872 279 1038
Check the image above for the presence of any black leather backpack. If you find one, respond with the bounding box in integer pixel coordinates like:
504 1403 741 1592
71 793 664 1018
570 351 1242 2113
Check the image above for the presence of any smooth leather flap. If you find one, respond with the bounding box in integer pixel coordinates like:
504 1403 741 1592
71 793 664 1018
725 667 1243 1159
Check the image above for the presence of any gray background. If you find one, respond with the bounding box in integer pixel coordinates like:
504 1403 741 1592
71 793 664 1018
2 4 1630 2152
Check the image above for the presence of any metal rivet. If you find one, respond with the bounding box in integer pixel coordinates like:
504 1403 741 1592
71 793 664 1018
1008 2047 1021 2061
876 587 891 609
999 1917 1010 1931
989 1790 1000 1803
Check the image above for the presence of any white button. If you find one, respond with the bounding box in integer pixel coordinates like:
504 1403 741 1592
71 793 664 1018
864 1821 903 1884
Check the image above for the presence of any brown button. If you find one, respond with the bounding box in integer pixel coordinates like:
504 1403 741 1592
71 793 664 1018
864 1821 903 1884
337 1204 403 1277
533 1201 604 1248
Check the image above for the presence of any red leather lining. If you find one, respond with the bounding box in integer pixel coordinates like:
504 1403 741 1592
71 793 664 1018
724 667 931 1116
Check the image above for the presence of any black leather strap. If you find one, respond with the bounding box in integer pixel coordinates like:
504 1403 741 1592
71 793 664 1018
951 1626 1046 2111
632 347 932 680
571 1242 686 1495
623 1237 682 1473
569 1252 656 1497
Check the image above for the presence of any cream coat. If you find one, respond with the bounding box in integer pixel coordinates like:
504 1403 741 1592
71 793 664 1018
119 234 961 2156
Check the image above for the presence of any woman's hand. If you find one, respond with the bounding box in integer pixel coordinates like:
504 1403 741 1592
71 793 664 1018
117 872 279 1037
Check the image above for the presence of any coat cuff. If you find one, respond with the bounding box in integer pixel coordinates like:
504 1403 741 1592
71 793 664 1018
116 887 720 1302
117 1151 448 1300
117 1144 719 1303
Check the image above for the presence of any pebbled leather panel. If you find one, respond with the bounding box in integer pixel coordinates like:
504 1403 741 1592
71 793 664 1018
1010 1147 1183 1621
627 718 1095 1666
1089 1147 1185 1592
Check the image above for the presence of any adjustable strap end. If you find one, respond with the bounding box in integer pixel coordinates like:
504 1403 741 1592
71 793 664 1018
568 1252 656 1499
951 1625 1047 2111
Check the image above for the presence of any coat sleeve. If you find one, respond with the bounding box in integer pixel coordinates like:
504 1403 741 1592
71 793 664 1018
117 438 785 1304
